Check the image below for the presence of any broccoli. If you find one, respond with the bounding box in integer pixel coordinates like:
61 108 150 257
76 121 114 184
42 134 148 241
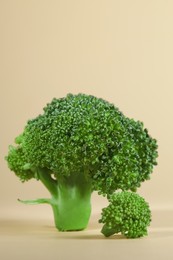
99 191 151 238
5 93 158 233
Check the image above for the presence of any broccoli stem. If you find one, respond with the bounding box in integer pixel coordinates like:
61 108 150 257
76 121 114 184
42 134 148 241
101 224 117 237
18 198 52 205
19 168 92 231
35 168 92 231
37 168 58 197
51 174 92 231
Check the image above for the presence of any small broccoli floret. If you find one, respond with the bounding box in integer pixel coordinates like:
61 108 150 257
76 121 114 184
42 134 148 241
99 191 151 238
5 143 34 182
5 93 157 232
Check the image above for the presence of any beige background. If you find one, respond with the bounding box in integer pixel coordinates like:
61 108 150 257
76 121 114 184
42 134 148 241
0 1 173 259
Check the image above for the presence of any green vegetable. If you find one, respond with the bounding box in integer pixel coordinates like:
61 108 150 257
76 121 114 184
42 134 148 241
99 191 151 238
5 93 158 233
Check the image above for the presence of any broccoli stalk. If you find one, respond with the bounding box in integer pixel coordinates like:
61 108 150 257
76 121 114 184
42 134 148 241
19 169 92 231
51 175 91 231
5 93 158 233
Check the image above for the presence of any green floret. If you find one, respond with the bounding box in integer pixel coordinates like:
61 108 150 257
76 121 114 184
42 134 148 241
20 94 157 193
6 142 34 182
5 93 158 232
99 191 151 238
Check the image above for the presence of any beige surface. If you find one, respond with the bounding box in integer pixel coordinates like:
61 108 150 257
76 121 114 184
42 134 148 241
1 210 173 260
1 0 173 259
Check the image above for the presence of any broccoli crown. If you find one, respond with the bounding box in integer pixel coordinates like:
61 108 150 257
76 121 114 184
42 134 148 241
99 191 151 238
6 93 158 193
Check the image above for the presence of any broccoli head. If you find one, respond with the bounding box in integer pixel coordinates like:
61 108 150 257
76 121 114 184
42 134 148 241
99 191 151 238
5 93 158 233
